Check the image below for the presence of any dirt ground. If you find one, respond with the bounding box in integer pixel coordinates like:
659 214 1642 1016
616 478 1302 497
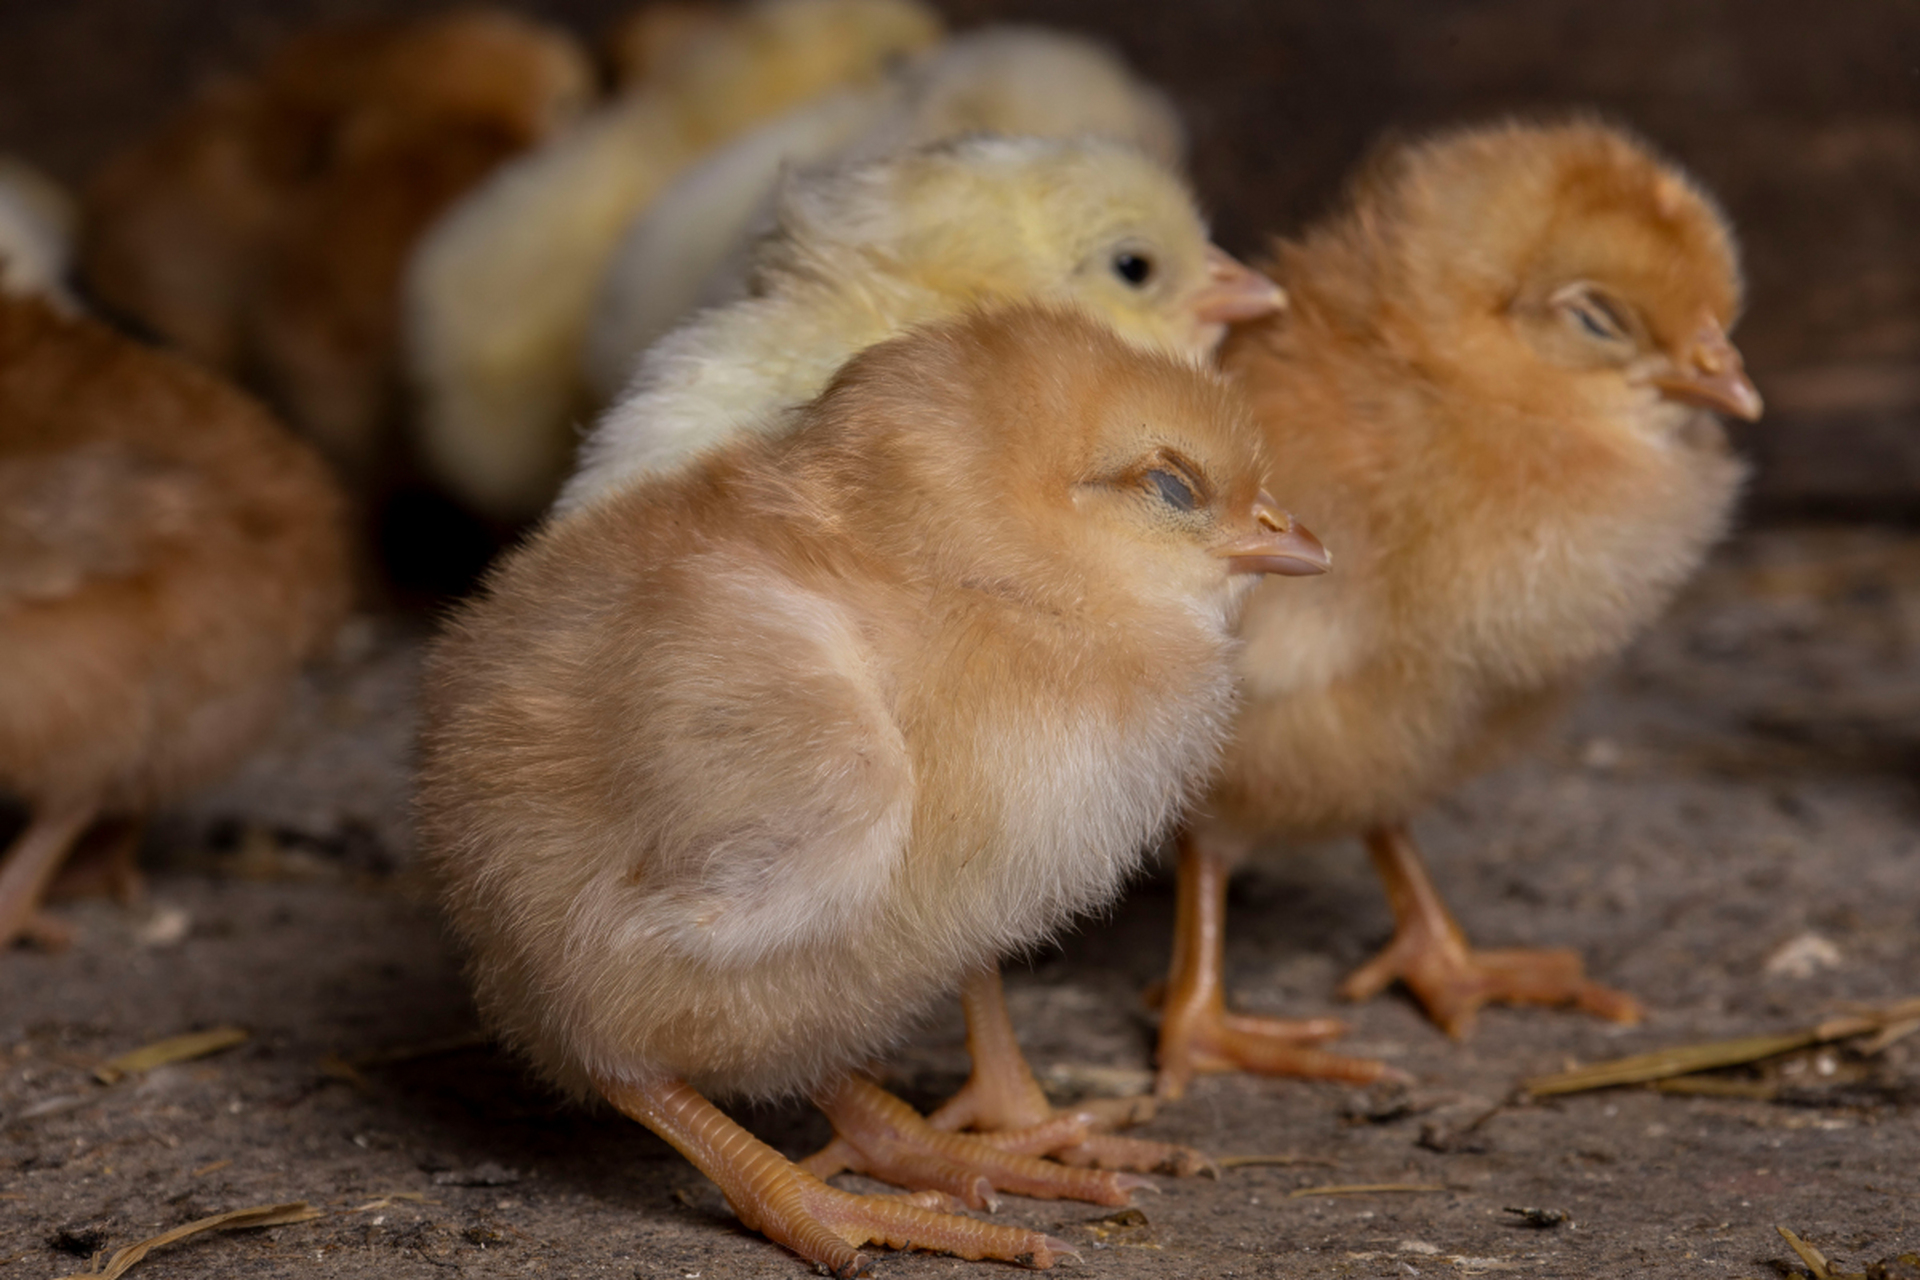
3 1 1920 1277
3 528 1918 1278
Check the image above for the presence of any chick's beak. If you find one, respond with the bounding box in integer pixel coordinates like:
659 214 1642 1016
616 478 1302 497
1650 317 1763 421
1189 246 1288 326
1213 492 1330 576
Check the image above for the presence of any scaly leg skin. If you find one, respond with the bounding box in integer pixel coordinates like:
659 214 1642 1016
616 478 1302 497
1154 829 1393 1101
0 807 96 950
598 1073 1077 1277
926 966 1212 1175
1338 822 1645 1038
806 1074 1146 1207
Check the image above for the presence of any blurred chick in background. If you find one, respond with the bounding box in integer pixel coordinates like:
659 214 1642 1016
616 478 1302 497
0 159 78 311
0 293 350 950
406 0 942 524
557 134 1282 516
583 25 1184 401
602 2 732 89
1153 119 1764 1098
79 9 591 489
420 305 1326 1274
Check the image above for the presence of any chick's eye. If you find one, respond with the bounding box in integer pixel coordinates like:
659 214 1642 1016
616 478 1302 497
1146 468 1196 511
1561 291 1629 342
1113 252 1154 287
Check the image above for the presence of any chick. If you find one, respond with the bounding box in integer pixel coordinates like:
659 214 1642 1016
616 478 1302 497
0 294 350 949
1153 120 1763 1098
603 3 732 90
80 10 591 485
406 0 943 524
0 158 78 309
583 25 1185 399
557 134 1283 516
419 305 1327 1273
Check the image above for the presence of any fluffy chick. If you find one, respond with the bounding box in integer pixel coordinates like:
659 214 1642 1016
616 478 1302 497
406 0 942 523
419 304 1321 1274
602 3 732 90
0 158 78 309
0 294 350 949
557 134 1282 516
1154 119 1763 1098
584 25 1185 398
80 10 591 484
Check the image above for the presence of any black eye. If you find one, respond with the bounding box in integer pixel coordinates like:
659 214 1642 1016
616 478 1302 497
1113 252 1154 287
1146 468 1196 511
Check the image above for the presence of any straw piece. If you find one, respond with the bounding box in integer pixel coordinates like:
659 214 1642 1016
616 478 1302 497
70 1201 320 1280
1287 1183 1447 1199
1217 1154 1338 1170
1524 1031 1820 1096
1777 1225 1833 1280
94 1028 249 1085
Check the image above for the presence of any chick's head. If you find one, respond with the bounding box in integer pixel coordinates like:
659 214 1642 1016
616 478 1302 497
770 135 1281 359
792 304 1326 628
1335 119 1760 445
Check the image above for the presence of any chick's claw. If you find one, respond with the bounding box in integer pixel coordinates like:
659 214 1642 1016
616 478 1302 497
1154 835 1393 1101
928 968 1214 1177
1342 824 1644 1039
600 1074 1071 1275
811 1076 1144 1208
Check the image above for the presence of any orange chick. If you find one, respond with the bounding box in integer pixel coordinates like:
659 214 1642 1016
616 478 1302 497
0 293 350 949
418 304 1327 1275
1154 119 1763 1098
80 9 591 484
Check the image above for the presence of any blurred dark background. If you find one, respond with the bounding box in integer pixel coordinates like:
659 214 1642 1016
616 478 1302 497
4 0 1918 522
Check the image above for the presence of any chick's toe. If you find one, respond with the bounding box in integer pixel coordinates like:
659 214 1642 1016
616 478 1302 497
1338 824 1645 1039
927 968 1212 1176
600 1074 1073 1276
1154 834 1392 1102
808 1075 1144 1208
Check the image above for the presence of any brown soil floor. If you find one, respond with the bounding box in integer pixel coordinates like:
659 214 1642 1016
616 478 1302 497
4 529 1917 1277
3 2 1920 1278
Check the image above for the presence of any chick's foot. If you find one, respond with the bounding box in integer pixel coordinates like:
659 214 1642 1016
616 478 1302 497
807 1075 1147 1207
929 967 1211 1175
599 1074 1076 1276
1339 823 1644 1038
1154 832 1392 1100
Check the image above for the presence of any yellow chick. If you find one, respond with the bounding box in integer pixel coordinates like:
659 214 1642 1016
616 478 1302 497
0 158 77 310
405 0 943 524
583 25 1185 398
1153 120 1763 1098
557 134 1283 516
0 294 350 949
418 304 1327 1274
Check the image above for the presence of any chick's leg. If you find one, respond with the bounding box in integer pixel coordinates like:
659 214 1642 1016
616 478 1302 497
1154 829 1389 1100
0 807 95 949
46 817 146 906
598 1073 1076 1277
925 967 1210 1175
805 1075 1145 1208
1338 822 1643 1037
